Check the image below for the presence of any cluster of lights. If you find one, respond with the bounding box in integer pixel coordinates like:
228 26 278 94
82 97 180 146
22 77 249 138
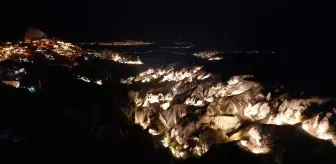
123 49 187 55
2 81 20 88
121 66 210 84
123 65 336 160
233 50 275 54
0 39 82 63
160 45 194 49
27 39 82 58
192 51 223 61
120 51 148 54
166 42 195 49
0 44 29 61
82 40 153 46
49 40 82 57
173 42 193 45
2 36 144 66
98 49 189 56
76 75 103 85
91 50 143 65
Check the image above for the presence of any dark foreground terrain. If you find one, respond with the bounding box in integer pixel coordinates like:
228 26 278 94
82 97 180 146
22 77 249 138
0 51 336 164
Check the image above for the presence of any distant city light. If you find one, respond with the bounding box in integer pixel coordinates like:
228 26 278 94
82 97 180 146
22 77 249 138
192 51 223 61
81 40 153 46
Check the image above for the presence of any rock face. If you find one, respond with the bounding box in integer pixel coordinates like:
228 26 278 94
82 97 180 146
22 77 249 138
24 28 47 42
122 65 336 160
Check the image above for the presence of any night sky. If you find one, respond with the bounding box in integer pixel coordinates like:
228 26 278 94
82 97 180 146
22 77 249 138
1 0 333 52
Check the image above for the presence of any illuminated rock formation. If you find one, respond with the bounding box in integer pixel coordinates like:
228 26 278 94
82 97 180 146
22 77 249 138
24 28 47 42
121 65 336 160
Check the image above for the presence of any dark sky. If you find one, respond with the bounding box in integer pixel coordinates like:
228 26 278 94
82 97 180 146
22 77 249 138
0 0 333 51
